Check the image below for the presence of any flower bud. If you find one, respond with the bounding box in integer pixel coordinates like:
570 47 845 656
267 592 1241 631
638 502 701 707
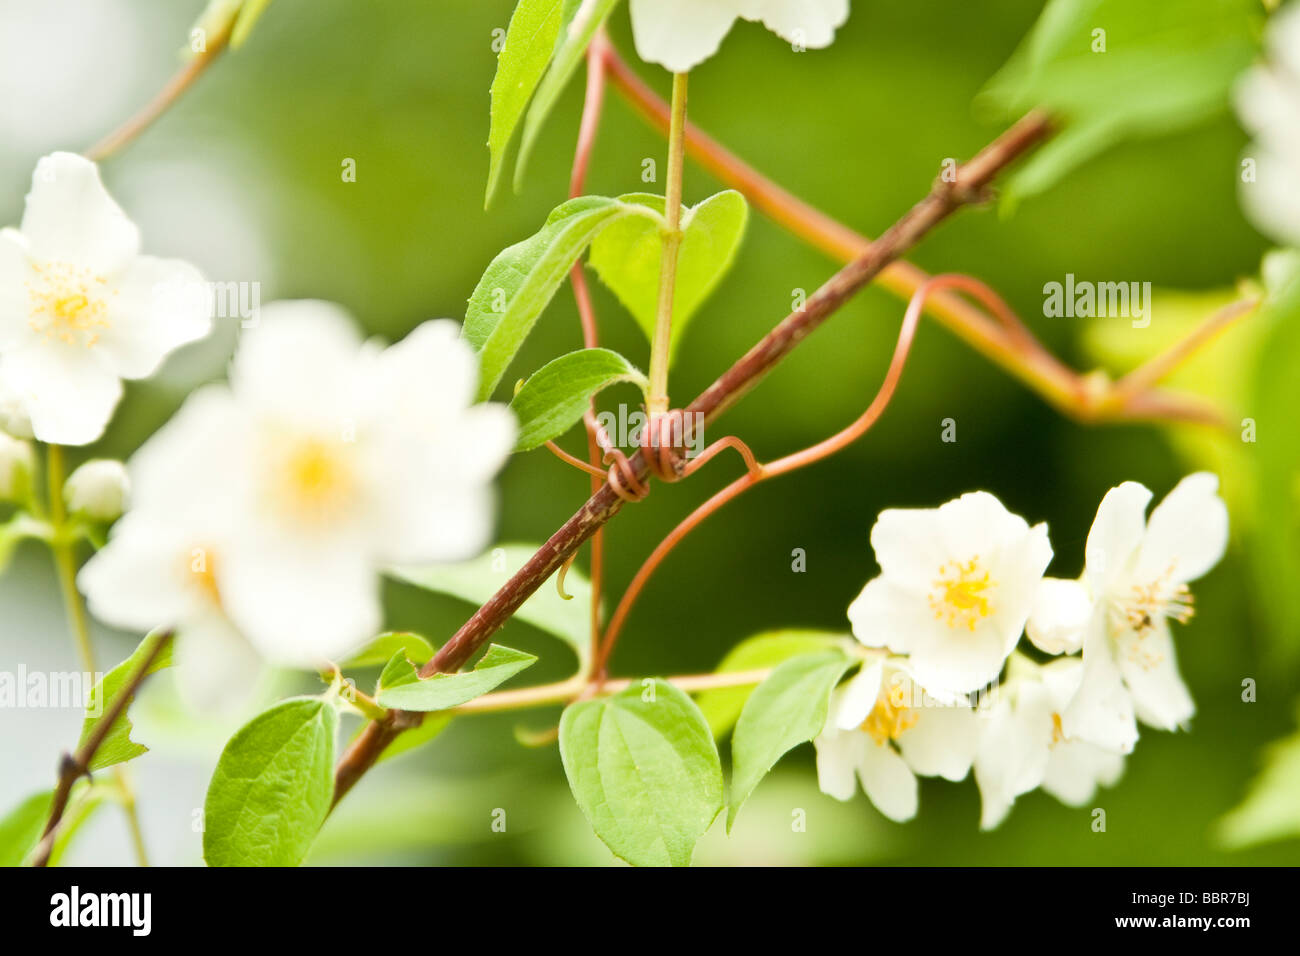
0 434 34 503
0 376 33 439
64 459 130 522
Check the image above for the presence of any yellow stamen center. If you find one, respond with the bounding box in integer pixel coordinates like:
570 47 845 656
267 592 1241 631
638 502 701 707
26 261 113 347
275 436 356 526
189 548 221 605
929 556 996 631
861 679 919 745
1050 712 1065 748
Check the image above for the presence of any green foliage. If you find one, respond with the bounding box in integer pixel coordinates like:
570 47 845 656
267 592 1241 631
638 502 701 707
696 630 848 737
77 631 173 773
515 0 623 190
375 644 537 711
728 650 854 828
391 543 595 671
463 196 658 400
486 0 567 205
510 347 647 451
589 191 749 359
1217 705 1300 849
341 631 436 669
1251 287 1300 663
979 0 1260 206
203 697 338 866
559 678 723 866
0 790 51 866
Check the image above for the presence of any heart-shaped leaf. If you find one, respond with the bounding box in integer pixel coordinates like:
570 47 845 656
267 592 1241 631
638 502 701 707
588 190 748 361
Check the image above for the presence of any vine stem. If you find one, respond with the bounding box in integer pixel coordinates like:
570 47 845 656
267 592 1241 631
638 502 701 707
445 667 774 716
331 111 1055 806
646 72 689 417
568 29 611 669
85 29 230 162
45 445 151 867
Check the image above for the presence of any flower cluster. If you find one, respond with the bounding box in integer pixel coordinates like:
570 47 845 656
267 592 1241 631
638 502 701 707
816 476 1228 827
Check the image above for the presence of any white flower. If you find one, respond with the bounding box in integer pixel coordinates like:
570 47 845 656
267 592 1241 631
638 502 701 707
0 432 34 502
0 152 213 445
629 0 850 73
0 371 33 438
1235 4 1300 247
81 301 515 698
847 491 1053 696
814 655 980 822
64 458 129 521
974 655 1124 830
1031 474 1229 753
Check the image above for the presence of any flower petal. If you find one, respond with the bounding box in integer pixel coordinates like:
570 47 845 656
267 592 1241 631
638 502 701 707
830 659 883 730
813 725 862 802
98 255 214 379
856 741 918 823
1061 612 1138 753
973 681 1054 830
1115 620 1196 731
1085 481 1152 591
1135 472 1229 585
0 343 121 445
1026 576 1092 655
898 702 980 782
19 153 140 274
1041 739 1125 807
174 613 266 715
0 229 33 351
738 0 850 48
629 0 740 73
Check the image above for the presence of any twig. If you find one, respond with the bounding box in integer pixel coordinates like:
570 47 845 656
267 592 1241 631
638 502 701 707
30 631 173 867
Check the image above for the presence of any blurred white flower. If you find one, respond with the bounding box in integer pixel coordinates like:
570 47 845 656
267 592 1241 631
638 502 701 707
847 491 1053 696
81 301 514 701
630 0 850 73
1026 576 1091 655
814 655 979 822
1031 474 1229 754
1235 3 1300 247
0 432 34 502
0 371 33 438
973 655 1124 830
0 153 213 445
64 458 130 521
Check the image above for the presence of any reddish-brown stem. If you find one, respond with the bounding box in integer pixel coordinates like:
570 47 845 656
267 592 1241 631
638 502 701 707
86 34 230 162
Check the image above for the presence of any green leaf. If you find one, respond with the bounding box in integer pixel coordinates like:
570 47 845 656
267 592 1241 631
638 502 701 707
486 0 567 205
78 631 173 773
203 697 338 866
464 196 657 400
510 347 647 451
1217 706 1300 849
728 650 853 828
695 630 848 738
978 0 1260 206
589 191 749 360
515 0 622 191
340 631 436 669
0 790 52 866
390 543 595 670
376 644 537 711
559 678 723 866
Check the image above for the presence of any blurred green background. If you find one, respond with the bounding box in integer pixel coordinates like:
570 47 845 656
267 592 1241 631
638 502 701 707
1 0 1296 865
